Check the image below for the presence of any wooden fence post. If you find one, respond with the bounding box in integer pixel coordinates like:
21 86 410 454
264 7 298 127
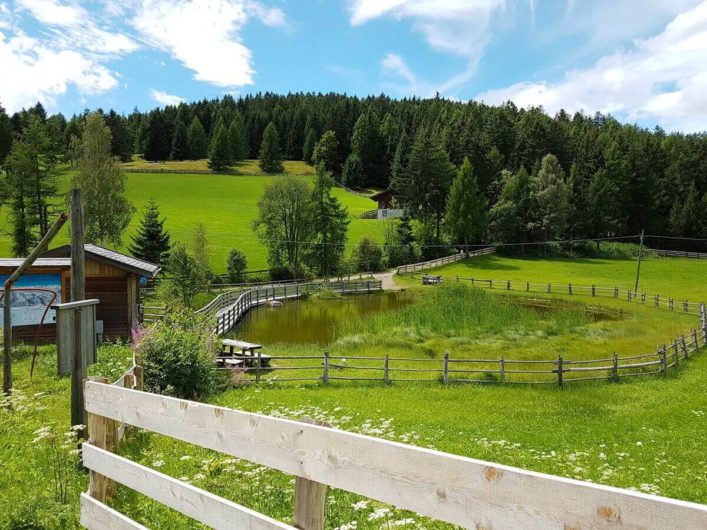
672 340 679 368
591 284 596 297
133 366 143 391
660 346 668 374
294 419 330 530
87 376 112 502
614 287 619 298
256 350 262 384
627 290 632 302
526 281 530 292
556 355 563 387
506 280 511 290
568 283 572 295
443 352 449 384
547 283 551 293
384 354 390 385
322 352 329 384
680 336 688 359
612 352 618 381
500 355 505 384
691 329 699 352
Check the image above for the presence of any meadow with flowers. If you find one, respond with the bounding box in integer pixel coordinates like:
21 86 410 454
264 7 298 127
1 256 705 529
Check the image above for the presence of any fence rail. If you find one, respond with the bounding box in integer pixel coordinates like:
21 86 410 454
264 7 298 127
396 247 495 275
196 280 383 335
80 381 707 530
654 249 707 259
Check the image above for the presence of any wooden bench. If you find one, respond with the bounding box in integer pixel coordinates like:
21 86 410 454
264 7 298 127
422 275 443 285
218 339 271 368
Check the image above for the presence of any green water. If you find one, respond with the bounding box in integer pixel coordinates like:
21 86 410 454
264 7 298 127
234 292 413 345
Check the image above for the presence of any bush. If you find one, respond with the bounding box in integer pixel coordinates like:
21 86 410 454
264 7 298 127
226 248 248 283
353 237 385 272
136 310 223 399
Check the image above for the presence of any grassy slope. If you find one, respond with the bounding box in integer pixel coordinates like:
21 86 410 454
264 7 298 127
0 162 385 273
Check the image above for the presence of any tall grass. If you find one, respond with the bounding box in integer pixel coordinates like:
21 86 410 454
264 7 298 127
337 284 591 340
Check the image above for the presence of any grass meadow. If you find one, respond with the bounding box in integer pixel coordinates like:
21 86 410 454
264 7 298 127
0 161 385 272
1 255 705 528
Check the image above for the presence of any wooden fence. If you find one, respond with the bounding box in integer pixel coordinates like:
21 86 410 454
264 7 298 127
80 380 707 529
654 249 707 259
396 247 495 275
195 280 383 335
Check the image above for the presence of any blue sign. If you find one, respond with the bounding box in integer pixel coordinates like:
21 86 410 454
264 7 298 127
0 273 62 326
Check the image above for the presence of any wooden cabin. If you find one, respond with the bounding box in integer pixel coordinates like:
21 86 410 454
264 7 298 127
0 245 160 343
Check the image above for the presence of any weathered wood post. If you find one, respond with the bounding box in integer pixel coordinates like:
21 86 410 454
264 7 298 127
547 283 551 293
256 350 262 384
70 189 87 438
499 355 505 384
672 340 679 368
568 283 572 295
526 281 530 292
293 419 330 530
660 346 668 374
506 280 511 290
442 352 449 384
612 352 619 381
591 284 596 297
322 352 329 384
614 287 619 298
556 355 564 387
680 335 688 359
384 354 390 385
133 365 144 391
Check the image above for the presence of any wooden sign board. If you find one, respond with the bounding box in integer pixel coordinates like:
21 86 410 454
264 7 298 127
55 299 99 376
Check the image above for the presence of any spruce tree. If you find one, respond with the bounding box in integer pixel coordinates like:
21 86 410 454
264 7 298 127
229 113 248 161
143 110 170 161
302 128 316 163
170 118 190 160
0 104 14 163
342 153 364 188
129 199 171 266
308 165 349 276
445 157 487 246
259 122 283 173
208 123 232 171
187 117 208 159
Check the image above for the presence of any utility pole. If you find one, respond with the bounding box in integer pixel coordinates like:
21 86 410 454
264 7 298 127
70 189 87 436
634 229 645 294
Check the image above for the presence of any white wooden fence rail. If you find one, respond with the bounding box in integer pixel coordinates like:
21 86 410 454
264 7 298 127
81 381 707 529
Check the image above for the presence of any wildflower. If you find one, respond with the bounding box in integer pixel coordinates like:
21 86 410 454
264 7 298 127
335 522 357 530
180 455 192 461
352 500 370 511
386 518 416 527
153 460 165 468
368 508 391 521
636 442 643 447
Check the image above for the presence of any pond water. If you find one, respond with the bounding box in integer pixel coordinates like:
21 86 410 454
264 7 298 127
234 291 413 345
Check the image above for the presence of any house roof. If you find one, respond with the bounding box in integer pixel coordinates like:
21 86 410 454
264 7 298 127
0 258 71 269
42 244 161 277
370 189 395 200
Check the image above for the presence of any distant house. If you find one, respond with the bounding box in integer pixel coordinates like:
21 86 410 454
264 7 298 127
0 245 160 343
365 190 404 220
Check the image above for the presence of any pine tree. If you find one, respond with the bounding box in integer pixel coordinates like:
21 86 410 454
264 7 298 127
187 117 208 159
170 118 190 160
207 122 232 171
312 130 338 173
350 110 385 186
390 131 410 195
259 122 283 173
129 199 171 265
74 112 134 245
302 128 316 163
229 113 248 161
445 157 487 246
342 153 364 188
104 110 133 162
307 165 349 276
143 111 170 161
528 154 571 241
226 248 248 283
0 104 14 163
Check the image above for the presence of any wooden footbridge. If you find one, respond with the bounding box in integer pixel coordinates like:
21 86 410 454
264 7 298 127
195 279 383 336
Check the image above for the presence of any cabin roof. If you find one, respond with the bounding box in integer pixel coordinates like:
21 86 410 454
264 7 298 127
42 244 161 277
369 189 395 200
0 258 72 269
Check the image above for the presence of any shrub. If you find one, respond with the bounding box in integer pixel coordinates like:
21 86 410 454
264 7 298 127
137 311 223 399
353 237 385 272
226 248 248 283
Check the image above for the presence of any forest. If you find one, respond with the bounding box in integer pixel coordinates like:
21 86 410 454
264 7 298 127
0 93 705 256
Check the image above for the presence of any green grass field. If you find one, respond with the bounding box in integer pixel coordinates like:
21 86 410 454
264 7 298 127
0 162 385 272
1 256 705 528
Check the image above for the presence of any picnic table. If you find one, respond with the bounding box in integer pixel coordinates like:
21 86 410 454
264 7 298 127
422 275 443 285
217 339 271 368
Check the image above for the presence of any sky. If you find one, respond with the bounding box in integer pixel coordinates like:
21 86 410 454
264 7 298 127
2 0 707 132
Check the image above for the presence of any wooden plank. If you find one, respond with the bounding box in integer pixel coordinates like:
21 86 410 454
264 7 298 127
82 444 295 530
80 493 147 530
85 382 707 530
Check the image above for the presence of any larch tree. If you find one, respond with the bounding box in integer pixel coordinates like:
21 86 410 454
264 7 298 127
129 198 171 266
308 165 349 276
74 112 134 246
187 116 208 159
445 157 487 246
312 130 338 173
259 122 283 173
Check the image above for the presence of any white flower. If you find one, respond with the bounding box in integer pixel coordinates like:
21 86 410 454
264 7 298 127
152 460 165 468
179 455 192 461
335 522 357 530
385 518 416 528
352 500 370 511
368 508 391 521
636 441 643 447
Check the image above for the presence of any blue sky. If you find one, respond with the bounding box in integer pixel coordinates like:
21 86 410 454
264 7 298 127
2 0 707 132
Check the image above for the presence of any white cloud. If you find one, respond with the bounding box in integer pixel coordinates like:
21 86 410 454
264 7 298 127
0 30 117 111
477 0 707 132
149 89 185 106
131 0 286 87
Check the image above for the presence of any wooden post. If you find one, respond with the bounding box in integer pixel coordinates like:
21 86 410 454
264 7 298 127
660 346 668 374
691 329 699 352
322 352 329 384
634 228 645 293
506 280 511 290
384 354 389 385
680 336 688 359
547 283 551 293
568 283 572 295
526 281 530 292
500 355 505 384
133 365 144 391
443 352 449 384
293 419 330 530
591 284 596 297
256 350 262 384
556 355 563 387
673 340 679 368
70 189 87 438
614 287 619 298
612 352 618 381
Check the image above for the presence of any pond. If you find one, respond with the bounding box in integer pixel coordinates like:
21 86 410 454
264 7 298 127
234 291 414 345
